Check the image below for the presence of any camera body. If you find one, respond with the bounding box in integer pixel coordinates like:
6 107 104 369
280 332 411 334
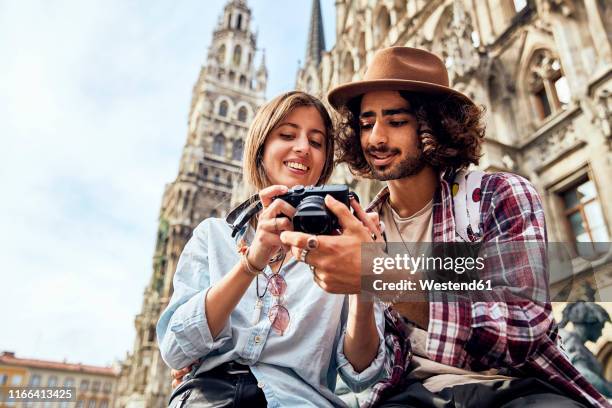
275 184 352 235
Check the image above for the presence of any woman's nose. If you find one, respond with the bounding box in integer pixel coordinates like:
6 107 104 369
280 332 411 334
292 134 310 154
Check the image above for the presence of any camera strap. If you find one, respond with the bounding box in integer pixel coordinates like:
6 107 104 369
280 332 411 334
225 194 263 238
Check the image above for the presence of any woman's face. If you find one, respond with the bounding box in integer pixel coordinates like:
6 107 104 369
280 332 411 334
262 106 327 188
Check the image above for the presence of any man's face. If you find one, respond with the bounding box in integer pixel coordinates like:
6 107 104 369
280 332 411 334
359 90 425 181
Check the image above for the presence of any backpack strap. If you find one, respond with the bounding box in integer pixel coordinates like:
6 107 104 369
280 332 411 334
451 169 485 242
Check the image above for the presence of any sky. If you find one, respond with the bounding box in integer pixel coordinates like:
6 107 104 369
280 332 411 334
0 0 336 367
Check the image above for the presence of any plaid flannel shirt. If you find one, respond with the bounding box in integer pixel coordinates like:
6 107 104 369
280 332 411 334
362 170 610 408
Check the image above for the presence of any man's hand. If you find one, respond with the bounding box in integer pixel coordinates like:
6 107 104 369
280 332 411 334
280 195 382 294
171 366 192 388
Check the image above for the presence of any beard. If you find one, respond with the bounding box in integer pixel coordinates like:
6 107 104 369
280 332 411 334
365 142 426 181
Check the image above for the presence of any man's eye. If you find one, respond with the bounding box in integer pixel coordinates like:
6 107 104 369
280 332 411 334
359 122 373 130
389 120 408 127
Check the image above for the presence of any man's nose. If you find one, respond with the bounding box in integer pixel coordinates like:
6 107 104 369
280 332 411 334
369 122 388 145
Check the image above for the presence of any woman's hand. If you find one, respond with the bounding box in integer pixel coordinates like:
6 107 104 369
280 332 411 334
248 185 297 269
171 365 192 388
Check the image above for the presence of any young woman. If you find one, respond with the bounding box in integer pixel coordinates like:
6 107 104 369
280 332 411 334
157 91 386 407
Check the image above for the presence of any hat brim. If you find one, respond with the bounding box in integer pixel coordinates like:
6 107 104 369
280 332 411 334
327 79 475 111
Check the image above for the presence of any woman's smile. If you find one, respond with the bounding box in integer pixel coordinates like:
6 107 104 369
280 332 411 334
284 160 310 174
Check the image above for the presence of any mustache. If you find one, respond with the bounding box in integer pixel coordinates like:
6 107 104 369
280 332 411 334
365 145 400 156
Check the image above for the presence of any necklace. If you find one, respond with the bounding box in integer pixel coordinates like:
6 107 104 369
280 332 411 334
252 251 291 335
387 201 413 259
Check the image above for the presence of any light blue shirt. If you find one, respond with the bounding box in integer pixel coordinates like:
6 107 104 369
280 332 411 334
157 218 387 408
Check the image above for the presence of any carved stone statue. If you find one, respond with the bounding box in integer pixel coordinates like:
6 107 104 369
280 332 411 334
559 302 612 398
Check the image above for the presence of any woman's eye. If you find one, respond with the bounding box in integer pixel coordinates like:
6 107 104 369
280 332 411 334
309 140 323 148
280 133 295 140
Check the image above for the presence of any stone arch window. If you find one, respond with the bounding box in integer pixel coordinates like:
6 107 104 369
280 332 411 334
236 14 242 30
227 174 233 185
213 134 226 156
217 45 226 65
237 106 248 122
374 7 391 45
214 172 220 183
203 166 208 178
229 71 236 83
526 49 570 121
226 13 232 29
218 100 228 117
232 139 244 160
239 75 247 87
233 45 242 66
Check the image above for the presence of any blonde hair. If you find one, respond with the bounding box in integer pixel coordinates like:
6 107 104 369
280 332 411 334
242 91 335 190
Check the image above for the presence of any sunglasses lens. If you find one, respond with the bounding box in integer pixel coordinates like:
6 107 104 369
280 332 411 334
268 274 287 297
269 304 290 335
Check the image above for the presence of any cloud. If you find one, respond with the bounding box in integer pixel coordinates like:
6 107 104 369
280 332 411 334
0 0 220 365
0 0 336 366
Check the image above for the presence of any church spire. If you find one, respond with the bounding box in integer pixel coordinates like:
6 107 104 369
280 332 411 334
305 0 325 65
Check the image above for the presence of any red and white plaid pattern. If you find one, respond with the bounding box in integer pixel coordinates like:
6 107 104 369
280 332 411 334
362 170 610 408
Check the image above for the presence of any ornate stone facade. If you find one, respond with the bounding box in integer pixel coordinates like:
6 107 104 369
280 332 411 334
115 1 266 406
295 0 612 377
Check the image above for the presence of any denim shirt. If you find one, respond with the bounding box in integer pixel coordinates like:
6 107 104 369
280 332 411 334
157 218 387 408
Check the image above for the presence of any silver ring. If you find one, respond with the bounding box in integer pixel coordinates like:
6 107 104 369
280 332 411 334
309 264 316 274
306 235 319 250
371 232 377 241
298 248 309 263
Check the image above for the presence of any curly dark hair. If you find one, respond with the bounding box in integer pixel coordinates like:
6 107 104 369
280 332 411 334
335 91 486 178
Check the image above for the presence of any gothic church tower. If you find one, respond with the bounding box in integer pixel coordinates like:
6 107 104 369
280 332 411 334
296 0 326 97
115 1 266 406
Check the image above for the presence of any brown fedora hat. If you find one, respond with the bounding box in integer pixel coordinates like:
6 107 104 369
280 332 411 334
327 46 475 110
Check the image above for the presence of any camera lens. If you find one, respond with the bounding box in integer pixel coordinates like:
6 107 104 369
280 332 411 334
293 195 332 235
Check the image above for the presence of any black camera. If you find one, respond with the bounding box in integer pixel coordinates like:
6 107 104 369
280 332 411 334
275 184 354 235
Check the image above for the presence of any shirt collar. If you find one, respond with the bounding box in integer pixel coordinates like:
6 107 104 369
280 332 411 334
366 168 458 243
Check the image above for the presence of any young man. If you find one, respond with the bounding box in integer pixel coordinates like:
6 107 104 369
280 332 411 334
280 47 608 407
